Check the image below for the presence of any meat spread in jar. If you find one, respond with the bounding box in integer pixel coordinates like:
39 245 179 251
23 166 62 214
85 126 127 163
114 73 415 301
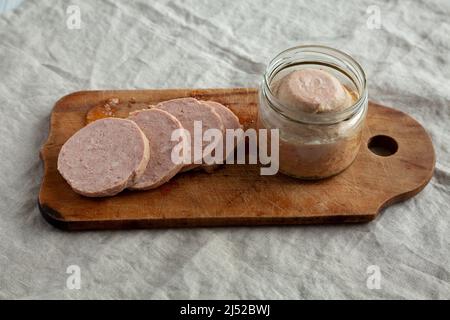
258 45 368 179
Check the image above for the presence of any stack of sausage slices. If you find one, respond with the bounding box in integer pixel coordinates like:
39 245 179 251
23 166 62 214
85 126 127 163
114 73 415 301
57 98 242 197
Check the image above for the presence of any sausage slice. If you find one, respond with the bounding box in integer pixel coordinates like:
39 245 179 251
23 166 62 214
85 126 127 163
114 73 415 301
57 118 150 197
156 98 224 171
128 109 184 190
200 101 242 170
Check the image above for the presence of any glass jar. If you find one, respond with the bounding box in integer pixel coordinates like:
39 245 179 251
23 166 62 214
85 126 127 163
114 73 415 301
258 45 368 179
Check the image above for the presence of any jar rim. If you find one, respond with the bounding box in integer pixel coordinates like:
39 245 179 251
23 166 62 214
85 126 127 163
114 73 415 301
262 44 368 125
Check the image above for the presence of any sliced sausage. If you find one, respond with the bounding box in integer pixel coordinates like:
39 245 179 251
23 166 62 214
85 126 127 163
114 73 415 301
200 101 242 171
128 109 184 190
57 118 150 197
156 98 224 172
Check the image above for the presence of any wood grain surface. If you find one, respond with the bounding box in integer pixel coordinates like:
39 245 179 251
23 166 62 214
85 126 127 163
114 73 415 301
38 88 435 230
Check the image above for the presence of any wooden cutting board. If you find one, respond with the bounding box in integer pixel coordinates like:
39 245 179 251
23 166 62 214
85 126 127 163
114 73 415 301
39 88 435 230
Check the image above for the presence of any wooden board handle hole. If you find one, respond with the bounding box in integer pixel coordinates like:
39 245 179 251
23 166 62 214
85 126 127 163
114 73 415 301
368 135 398 157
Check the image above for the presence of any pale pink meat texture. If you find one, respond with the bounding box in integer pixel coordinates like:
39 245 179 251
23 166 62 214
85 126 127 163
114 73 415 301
128 109 184 190
156 98 224 172
57 118 150 197
274 68 352 113
200 101 242 171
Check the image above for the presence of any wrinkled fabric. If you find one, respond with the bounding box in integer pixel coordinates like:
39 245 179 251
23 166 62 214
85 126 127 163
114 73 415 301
0 0 448 299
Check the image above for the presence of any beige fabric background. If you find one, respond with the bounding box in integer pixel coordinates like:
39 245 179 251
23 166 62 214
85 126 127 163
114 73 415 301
0 0 448 299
